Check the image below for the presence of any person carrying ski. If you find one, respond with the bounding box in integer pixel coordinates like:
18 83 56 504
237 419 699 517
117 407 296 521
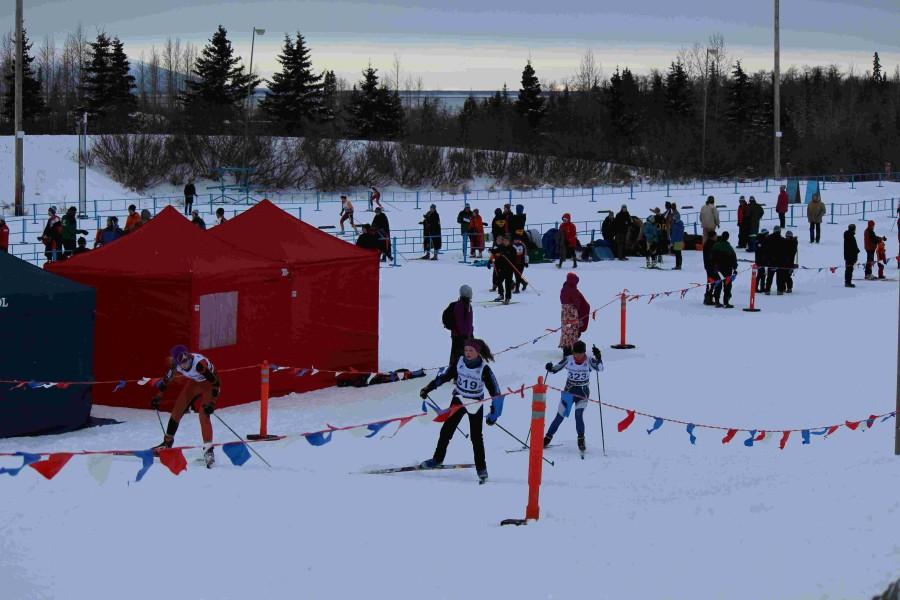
339 195 355 233
543 341 603 454
151 345 221 468
489 234 516 304
419 338 502 484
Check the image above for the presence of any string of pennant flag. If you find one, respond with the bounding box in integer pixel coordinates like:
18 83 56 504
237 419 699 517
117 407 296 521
547 384 896 450
0 387 526 483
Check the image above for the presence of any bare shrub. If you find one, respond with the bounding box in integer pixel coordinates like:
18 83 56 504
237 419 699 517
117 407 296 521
298 138 354 190
91 134 170 192
395 143 444 187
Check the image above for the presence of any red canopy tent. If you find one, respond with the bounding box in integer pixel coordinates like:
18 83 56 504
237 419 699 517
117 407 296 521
48 206 292 409
209 200 379 396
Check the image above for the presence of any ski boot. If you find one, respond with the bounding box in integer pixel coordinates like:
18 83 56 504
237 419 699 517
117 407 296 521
430 254 438 261
419 458 441 469
151 436 174 455
421 252 430 260
493 295 504 302
723 302 734 309
522 281 528 291
503 298 510 305
543 434 553 448
477 469 488 485
203 444 215 469
577 435 586 453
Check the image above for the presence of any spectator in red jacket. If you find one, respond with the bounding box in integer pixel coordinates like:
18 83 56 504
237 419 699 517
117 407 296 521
557 213 578 269
0 218 8 252
776 185 789 229
736 196 748 248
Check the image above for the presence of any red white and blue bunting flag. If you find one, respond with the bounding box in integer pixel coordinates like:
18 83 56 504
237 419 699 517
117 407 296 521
549 384 895 451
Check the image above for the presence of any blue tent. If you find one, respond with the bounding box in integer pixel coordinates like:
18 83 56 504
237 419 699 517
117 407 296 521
804 179 821 204
591 240 615 261
0 253 95 438
542 228 559 260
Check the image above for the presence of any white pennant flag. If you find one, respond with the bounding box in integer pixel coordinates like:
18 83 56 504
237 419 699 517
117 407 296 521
87 454 113 485
137 377 151 386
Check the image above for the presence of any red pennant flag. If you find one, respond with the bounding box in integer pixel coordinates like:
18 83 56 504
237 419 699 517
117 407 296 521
434 403 465 423
829 266 837 274
779 431 791 450
721 429 738 444
617 410 636 432
56 383 71 389
845 420 861 430
28 453 73 480
387 416 416 438
824 425 839 437
158 448 187 476
754 430 766 442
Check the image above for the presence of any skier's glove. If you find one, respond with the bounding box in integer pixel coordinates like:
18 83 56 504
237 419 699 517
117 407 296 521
203 402 216 416
151 395 162 410
419 387 430 400
545 362 553 372
486 395 504 426
592 345 602 363
156 380 167 392
211 387 220 399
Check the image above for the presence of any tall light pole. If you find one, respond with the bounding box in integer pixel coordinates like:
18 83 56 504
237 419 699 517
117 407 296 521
896 274 900 455
774 0 781 179
14 0 24 217
701 47 718 180
242 27 265 192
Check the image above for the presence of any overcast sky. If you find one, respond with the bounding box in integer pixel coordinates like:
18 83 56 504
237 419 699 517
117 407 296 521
1 0 898 89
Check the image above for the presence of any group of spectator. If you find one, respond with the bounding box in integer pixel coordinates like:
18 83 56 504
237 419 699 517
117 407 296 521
36 203 157 264
601 202 686 268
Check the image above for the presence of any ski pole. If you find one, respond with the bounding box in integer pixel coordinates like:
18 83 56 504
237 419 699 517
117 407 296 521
595 370 607 457
155 408 166 435
492 421 554 467
500 255 541 295
427 394 468 439
213 412 273 468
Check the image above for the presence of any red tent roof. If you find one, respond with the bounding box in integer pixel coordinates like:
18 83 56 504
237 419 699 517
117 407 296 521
210 199 372 264
51 206 282 279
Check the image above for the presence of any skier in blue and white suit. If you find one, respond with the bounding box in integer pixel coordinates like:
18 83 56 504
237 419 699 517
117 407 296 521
419 338 502 484
543 340 603 453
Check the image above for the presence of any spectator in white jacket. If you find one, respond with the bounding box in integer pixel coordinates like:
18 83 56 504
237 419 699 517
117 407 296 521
699 196 720 243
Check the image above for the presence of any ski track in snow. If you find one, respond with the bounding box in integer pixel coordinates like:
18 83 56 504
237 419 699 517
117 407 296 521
2 138 900 599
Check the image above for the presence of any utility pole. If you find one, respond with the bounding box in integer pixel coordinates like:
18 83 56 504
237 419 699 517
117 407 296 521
774 0 781 180
895 275 900 455
242 27 264 194
14 0 24 216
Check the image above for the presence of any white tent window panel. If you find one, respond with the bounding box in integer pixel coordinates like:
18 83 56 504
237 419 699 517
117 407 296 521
199 291 238 350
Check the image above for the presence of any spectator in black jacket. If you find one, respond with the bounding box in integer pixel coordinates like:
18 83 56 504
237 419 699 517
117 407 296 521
355 224 382 252
613 205 631 260
844 224 860 288
420 204 442 260
184 180 197 215
457 204 473 238
784 230 798 293
372 207 391 262
509 204 527 242
191 210 206 230
710 231 738 308
489 235 516 304
755 229 770 292
601 213 615 244
765 226 785 294
442 285 474 367
746 197 765 252
490 208 506 244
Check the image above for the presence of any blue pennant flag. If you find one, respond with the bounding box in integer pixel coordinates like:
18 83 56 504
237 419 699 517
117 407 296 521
532 338 540 344
811 427 829 436
26 380 43 389
881 413 896 423
0 452 41 476
223 442 251 466
365 422 390 438
744 430 758 447
296 369 309 377
421 400 428 413
560 392 575 418
305 431 333 446
132 449 155 482
113 380 126 392
686 423 697 445
801 429 811 445
646 417 664 435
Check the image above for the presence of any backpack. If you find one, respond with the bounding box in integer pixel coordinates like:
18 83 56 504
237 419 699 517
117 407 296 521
442 302 456 330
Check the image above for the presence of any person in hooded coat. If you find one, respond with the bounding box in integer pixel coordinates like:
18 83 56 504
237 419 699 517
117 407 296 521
559 272 590 357
556 213 578 269
613 205 631 260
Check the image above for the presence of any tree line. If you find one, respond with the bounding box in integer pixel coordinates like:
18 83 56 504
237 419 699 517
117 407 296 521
1 25 898 178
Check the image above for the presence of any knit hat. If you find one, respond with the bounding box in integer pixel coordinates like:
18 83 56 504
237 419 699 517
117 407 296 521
459 284 473 299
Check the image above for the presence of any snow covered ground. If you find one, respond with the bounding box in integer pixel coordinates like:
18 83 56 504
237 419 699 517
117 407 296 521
2 137 900 599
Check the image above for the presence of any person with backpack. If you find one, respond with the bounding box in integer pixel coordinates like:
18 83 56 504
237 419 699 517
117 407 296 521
442 285 475 368
418 338 502 484
710 231 738 308
543 341 603 454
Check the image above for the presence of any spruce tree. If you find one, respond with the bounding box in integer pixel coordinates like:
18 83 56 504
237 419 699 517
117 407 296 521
664 60 692 117
872 52 885 85
320 70 337 122
258 32 324 132
725 61 753 130
516 60 545 128
1 29 44 123
81 33 113 117
604 67 640 153
108 37 136 119
347 66 403 139
182 25 259 126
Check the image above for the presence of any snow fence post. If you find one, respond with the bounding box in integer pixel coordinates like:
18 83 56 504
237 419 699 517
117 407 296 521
821 176 826 191
861 200 866 222
32 204 36 224
734 180 738 195
552 188 556 204
298 206 302 221
829 203 835 225
315 192 321 212
392 237 400 267
460 233 468 264
693 221 698 236
590 187 595 203
765 178 769 193
851 174 855 189
415 191 420 210
666 181 671 198
525 376 548 521
743 264 761 312
591 229 595 243
878 172 883 188
611 291 636 349
701 179 705 196
789 204 795 228
629 182 634 200
248 361 278 441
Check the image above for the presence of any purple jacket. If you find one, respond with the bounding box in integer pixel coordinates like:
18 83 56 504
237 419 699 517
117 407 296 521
451 299 473 338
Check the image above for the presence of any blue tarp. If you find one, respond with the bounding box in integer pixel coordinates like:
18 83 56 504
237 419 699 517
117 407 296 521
804 179 820 204
0 253 95 438
591 240 615 261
